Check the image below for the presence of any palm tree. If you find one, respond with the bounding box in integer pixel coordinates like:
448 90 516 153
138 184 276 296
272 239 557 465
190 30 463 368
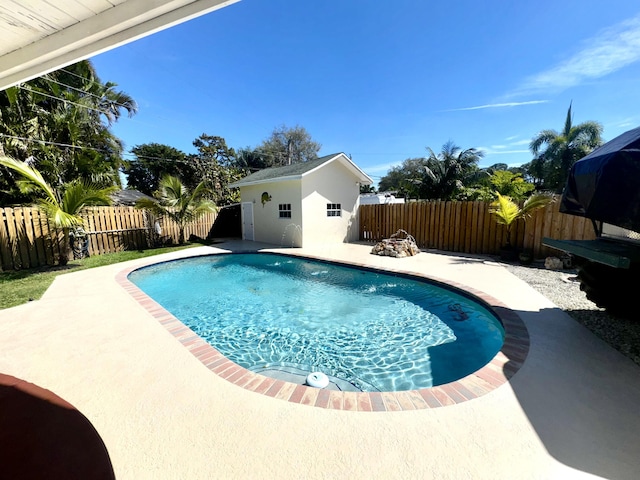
422 141 484 199
0 157 114 264
529 104 603 192
0 60 136 200
490 192 554 248
135 175 217 244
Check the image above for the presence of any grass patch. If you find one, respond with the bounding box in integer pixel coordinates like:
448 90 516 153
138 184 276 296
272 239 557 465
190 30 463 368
0 244 198 310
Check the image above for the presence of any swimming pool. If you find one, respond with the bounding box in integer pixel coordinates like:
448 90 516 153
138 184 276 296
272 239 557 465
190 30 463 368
129 253 504 392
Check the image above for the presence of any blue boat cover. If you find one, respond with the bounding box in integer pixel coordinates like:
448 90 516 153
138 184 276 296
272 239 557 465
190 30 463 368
561 125 640 231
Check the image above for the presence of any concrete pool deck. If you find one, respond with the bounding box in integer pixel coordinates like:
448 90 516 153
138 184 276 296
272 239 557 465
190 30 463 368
1 241 639 479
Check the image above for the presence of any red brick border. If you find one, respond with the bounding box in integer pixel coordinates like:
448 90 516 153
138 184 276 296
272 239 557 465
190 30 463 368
116 252 530 412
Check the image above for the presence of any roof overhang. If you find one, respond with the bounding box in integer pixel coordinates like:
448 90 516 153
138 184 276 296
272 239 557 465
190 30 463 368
0 0 239 91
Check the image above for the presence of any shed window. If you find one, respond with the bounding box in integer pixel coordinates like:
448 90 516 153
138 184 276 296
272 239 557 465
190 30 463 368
279 204 292 218
327 203 341 217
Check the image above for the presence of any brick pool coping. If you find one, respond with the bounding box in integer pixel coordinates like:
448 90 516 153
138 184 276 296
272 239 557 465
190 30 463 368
115 251 530 412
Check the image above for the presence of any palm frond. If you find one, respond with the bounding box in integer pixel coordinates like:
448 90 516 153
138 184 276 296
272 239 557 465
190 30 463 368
529 130 559 155
0 156 57 203
563 102 573 136
61 181 113 216
520 193 554 219
489 193 520 226
36 197 81 228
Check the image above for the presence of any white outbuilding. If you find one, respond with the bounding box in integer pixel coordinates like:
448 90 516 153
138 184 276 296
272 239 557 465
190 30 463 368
229 153 372 247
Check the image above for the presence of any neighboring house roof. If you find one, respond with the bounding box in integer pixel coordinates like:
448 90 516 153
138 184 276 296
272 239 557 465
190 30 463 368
110 189 155 206
229 153 373 188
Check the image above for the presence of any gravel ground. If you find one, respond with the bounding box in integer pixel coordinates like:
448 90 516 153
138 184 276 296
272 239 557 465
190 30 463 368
504 260 640 367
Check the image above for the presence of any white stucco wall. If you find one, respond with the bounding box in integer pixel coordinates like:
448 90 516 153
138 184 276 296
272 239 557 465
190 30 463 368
301 160 361 246
239 181 303 247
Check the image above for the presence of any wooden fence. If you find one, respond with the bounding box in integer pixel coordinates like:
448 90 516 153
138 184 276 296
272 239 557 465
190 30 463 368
0 206 218 270
359 201 596 258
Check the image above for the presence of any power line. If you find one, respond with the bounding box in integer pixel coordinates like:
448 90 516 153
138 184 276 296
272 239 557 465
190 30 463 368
58 67 97 83
0 133 111 152
1 133 386 178
17 85 114 118
0 133 246 168
40 76 136 112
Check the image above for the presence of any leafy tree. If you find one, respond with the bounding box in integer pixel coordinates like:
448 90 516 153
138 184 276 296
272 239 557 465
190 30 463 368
360 184 376 194
122 143 187 195
192 134 236 167
135 175 217 244
234 147 274 171
489 170 535 200
184 134 243 205
0 60 136 204
378 158 428 198
489 192 554 247
258 125 321 166
529 103 603 192
0 157 113 264
421 141 484 200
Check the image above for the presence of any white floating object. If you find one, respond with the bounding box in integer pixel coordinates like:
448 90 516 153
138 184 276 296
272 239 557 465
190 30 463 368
306 372 329 388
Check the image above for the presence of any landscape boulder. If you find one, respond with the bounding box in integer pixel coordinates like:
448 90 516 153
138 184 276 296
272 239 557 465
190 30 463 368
371 230 420 258
544 257 564 270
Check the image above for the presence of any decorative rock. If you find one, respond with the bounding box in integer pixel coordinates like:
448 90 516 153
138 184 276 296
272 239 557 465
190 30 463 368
371 229 420 258
544 257 564 270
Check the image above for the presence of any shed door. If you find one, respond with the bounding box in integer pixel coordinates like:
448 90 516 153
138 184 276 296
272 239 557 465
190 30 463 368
241 202 254 241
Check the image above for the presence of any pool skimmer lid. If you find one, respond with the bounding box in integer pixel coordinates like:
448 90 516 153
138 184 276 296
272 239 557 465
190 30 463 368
306 372 329 388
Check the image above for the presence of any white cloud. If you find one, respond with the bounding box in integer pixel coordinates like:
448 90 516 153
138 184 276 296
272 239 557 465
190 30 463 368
514 15 640 95
365 162 403 173
478 146 530 155
614 117 637 128
444 100 548 112
509 139 531 146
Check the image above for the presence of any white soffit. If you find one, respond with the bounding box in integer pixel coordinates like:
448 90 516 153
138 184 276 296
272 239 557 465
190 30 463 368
0 0 239 91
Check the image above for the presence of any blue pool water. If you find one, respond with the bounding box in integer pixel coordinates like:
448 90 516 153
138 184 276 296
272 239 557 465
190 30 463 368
129 253 504 392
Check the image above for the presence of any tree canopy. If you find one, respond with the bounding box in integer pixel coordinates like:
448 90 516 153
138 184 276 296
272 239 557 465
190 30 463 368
184 134 243 205
527 103 603 192
378 141 484 200
135 175 217 244
122 135 243 205
122 143 187 195
257 125 321 166
0 60 136 205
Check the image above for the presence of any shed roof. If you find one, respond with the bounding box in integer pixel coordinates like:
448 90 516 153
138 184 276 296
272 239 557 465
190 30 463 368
229 153 372 188
110 189 155 206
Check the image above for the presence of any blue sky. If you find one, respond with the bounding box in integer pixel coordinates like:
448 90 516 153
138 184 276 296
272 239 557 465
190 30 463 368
92 0 640 184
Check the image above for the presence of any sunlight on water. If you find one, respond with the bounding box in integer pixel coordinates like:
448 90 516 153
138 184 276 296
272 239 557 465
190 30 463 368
129 254 504 391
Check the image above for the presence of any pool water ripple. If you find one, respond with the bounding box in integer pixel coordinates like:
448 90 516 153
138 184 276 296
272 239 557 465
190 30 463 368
129 253 504 392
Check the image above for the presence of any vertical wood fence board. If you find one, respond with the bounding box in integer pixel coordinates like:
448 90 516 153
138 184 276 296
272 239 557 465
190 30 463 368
437 201 445 249
6 208 20 269
104 207 115 252
111 207 122 252
22 208 37 267
482 204 491 253
31 209 46 266
463 202 471 253
0 209 13 269
429 202 436 248
14 208 32 269
442 202 450 251
471 202 480 254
